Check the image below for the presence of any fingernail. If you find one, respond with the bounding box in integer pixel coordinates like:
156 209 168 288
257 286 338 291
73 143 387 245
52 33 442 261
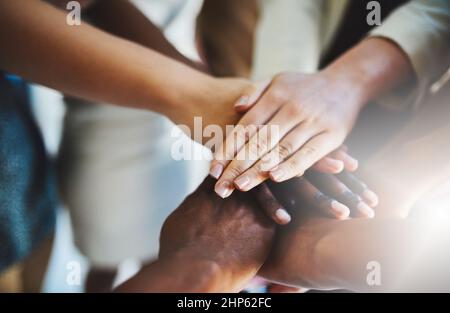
363 189 379 207
210 163 223 179
331 201 350 219
275 208 291 224
270 168 285 182
234 176 250 190
215 181 234 198
347 157 359 171
326 159 344 173
357 202 375 218
235 95 250 108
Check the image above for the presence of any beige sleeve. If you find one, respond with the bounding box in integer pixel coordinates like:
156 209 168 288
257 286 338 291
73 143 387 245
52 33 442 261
369 0 450 110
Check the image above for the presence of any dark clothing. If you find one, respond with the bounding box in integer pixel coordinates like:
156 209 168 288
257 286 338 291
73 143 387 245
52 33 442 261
320 0 412 161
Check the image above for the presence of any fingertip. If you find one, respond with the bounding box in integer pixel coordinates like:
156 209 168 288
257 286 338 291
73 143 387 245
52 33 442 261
345 157 359 172
209 163 224 179
363 189 379 207
275 208 291 225
234 175 250 191
234 95 250 112
331 200 350 219
269 168 286 182
336 150 358 172
357 202 375 218
315 158 344 174
214 181 234 198
329 159 345 173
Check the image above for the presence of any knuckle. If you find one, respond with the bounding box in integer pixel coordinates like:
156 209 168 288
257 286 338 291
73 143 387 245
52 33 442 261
234 125 248 139
226 163 247 178
342 191 362 205
286 101 303 117
277 141 294 159
323 117 338 130
248 138 268 158
247 141 259 157
287 157 302 175
231 128 247 148
256 135 269 152
268 88 287 104
253 161 266 174
301 145 319 160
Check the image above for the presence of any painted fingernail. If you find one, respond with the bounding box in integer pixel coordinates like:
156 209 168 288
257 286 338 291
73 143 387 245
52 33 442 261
270 168 285 182
331 201 350 219
215 181 233 198
234 176 250 190
209 163 223 179
235 95 250 108
363 189 379 207
357 202 375 218
275 208 291 224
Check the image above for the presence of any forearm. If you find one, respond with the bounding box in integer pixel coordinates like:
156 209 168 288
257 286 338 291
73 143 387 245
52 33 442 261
359 87 450 217
85 0 197 68
116 251 236 293
263 216 450 292
0 0 213 124
323 37 415 109
118 248 267 293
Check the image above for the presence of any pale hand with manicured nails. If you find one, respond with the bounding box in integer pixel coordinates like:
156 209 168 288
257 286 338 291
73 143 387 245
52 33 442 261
211 71 366 198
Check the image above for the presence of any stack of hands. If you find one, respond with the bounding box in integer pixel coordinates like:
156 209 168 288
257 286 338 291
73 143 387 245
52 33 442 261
118 152 379 292
205 69 379 222
119 51 391 293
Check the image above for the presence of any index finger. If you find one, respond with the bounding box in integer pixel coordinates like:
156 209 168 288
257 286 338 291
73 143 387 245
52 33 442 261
252 183 291 225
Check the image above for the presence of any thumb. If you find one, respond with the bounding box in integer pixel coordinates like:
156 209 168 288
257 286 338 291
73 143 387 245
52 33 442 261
234 79 271 113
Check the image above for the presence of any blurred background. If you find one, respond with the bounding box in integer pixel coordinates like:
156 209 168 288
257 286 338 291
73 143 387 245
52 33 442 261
31 0 206 292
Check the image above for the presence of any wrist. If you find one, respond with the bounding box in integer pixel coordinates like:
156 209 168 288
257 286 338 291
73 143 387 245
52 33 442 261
170 76 253 143
360 157 428 218
322 38 397 111
322 62 371 112
166 73 219 126
158 248 235 292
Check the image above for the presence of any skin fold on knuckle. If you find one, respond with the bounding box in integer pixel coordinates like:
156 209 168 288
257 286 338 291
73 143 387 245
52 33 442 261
277 141 294 160
268 85 288 105
286 157 304 178
226 162 247 179
285 100 305 118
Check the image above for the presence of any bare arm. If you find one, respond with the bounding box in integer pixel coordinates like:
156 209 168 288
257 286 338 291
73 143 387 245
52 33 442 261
358 85 450 217
261 215 450 292
117 178 276 292
84 0 200 69
115 253 226 293
261 87 450 292
0 0 250 132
